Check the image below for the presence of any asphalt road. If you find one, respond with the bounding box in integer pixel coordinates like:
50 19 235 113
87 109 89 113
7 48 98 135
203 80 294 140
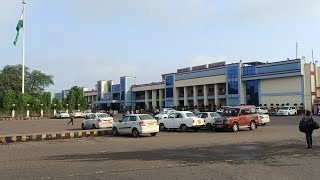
1 116 320 179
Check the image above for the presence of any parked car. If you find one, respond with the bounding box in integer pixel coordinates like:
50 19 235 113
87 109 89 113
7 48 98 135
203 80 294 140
256 107 269 114
277 106 297 116
197 112 221 130
81 110 92 117
258 112 270 126
158 111 205 132
72 110 83 118
216 106 232 113
81 113 114 130
112 114 159 137
214 106 258 132
154 109 176 120
55 111 70 118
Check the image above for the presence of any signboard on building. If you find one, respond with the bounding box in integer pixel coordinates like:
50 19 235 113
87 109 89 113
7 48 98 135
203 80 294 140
192 64 208 71
208 61 226 68
177 67 191 73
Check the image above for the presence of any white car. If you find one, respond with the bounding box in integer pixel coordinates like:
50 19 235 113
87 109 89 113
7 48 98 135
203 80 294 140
112 114 159 137
81 110 92 117
154 109 176 120
197 112 221 131
72 110 83 118
55 111 70 118
158 111 205 132
277 106 297 116
256 107 269 114
81 113 114 129
216 106 232 113
258 112 270 125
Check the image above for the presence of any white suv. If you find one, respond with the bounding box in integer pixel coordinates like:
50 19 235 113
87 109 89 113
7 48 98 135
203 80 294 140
158 111 205 132
112 114 159 137
256 107 268 114
277 106 297 116
197 112 221 131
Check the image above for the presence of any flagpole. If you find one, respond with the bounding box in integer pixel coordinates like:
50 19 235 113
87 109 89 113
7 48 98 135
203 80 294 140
22 0 26 94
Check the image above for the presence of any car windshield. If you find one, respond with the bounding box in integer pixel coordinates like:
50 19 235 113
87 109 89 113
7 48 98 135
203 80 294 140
139 115 154 120
280 107 289 110
223 108 240 116
97 113 110 118
186 113 196 117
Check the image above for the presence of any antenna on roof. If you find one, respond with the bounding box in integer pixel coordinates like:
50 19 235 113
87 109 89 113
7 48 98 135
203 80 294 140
312 49 314 63
296 42 299 59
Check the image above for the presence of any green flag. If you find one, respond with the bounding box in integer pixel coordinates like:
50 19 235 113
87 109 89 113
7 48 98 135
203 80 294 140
13 8 24 46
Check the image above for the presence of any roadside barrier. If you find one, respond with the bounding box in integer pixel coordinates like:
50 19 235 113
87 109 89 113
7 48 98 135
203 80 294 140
0 129 112 144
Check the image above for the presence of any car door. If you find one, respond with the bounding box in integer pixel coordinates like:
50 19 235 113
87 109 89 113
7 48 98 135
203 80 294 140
173 113 184 128
117 116 130 134
165 113 175 128
238 109 249 126
128 116 138 132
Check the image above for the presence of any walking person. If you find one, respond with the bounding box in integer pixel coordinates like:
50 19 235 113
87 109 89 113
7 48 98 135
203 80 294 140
68 112 74 125
304 110 314 149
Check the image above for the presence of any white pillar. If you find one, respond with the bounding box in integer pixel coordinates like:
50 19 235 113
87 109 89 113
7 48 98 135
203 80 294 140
159 89 163 108
214 84 220 107
184 87 188 106
152 90 157 109
40 109 43 117
193 86 198 107
174 87 179 107
26 110 30 118
145 91 149 110
12 110 15 118
204 84 208 106
53 109 57 117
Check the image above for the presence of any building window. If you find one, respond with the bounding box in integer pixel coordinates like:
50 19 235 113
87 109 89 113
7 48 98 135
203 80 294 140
246 80 259 106
243 66 256 76
227 66 238 79
165 75 174 86
228 81 238 94
166 88 173 98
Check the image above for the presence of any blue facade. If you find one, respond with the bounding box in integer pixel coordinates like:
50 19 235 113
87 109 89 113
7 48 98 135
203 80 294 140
226 65 240 105
165 74 174 107
97 81 102 101
246 80 259 106
175 68 225 81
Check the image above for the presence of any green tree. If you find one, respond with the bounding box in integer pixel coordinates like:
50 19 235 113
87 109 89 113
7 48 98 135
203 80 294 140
40 92 52 111
65 86 88 111
52 98 62 110
0 90 16 112
0 64 54 96
16 93 32 112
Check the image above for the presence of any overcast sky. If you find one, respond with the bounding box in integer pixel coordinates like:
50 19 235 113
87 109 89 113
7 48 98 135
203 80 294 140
1 0 320 94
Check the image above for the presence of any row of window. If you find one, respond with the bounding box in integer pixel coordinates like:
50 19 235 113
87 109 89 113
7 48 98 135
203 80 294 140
228 81 238 94
165 75 174 86
227 66 239 79
242 66 256 76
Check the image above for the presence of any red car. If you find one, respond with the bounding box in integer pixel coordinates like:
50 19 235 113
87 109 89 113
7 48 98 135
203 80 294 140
214 105 259 132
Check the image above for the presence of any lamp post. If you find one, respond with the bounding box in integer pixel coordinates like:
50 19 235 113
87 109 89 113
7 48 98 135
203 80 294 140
40 104 43 117
66 104 69 114
12 104 16 118
26 103 30 118
53 104 57 117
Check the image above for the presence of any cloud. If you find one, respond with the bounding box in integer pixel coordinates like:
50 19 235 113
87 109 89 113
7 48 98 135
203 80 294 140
66 0 216 32
232 0 320 23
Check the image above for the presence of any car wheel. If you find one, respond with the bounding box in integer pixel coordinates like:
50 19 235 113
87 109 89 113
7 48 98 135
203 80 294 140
262 123 266 126
81 123 85 130
180 124 188 132
159 123 166 131
249 121 256 130
112 127 119 136
92 124 96 129
193 127 200 132
132 128 140 138
150 132 157 136
231 123 239 132
206 123 213 131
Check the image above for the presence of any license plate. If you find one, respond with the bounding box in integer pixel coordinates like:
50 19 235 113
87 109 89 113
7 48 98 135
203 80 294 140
197 120 202 124
148 123 155 126
216 124 223 128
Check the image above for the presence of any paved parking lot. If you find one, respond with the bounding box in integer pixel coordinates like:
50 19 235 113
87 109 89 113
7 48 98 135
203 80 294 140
1 116 320 179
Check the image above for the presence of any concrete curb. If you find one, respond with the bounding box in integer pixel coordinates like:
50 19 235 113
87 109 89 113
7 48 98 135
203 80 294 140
0 129 112 144
0 117 52 121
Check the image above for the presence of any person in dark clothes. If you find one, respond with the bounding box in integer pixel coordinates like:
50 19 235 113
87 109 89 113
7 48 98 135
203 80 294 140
68 112 74 125
305 110 314 149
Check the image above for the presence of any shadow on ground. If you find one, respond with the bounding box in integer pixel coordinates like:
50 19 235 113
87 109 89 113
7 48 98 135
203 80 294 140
46 139 320 164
